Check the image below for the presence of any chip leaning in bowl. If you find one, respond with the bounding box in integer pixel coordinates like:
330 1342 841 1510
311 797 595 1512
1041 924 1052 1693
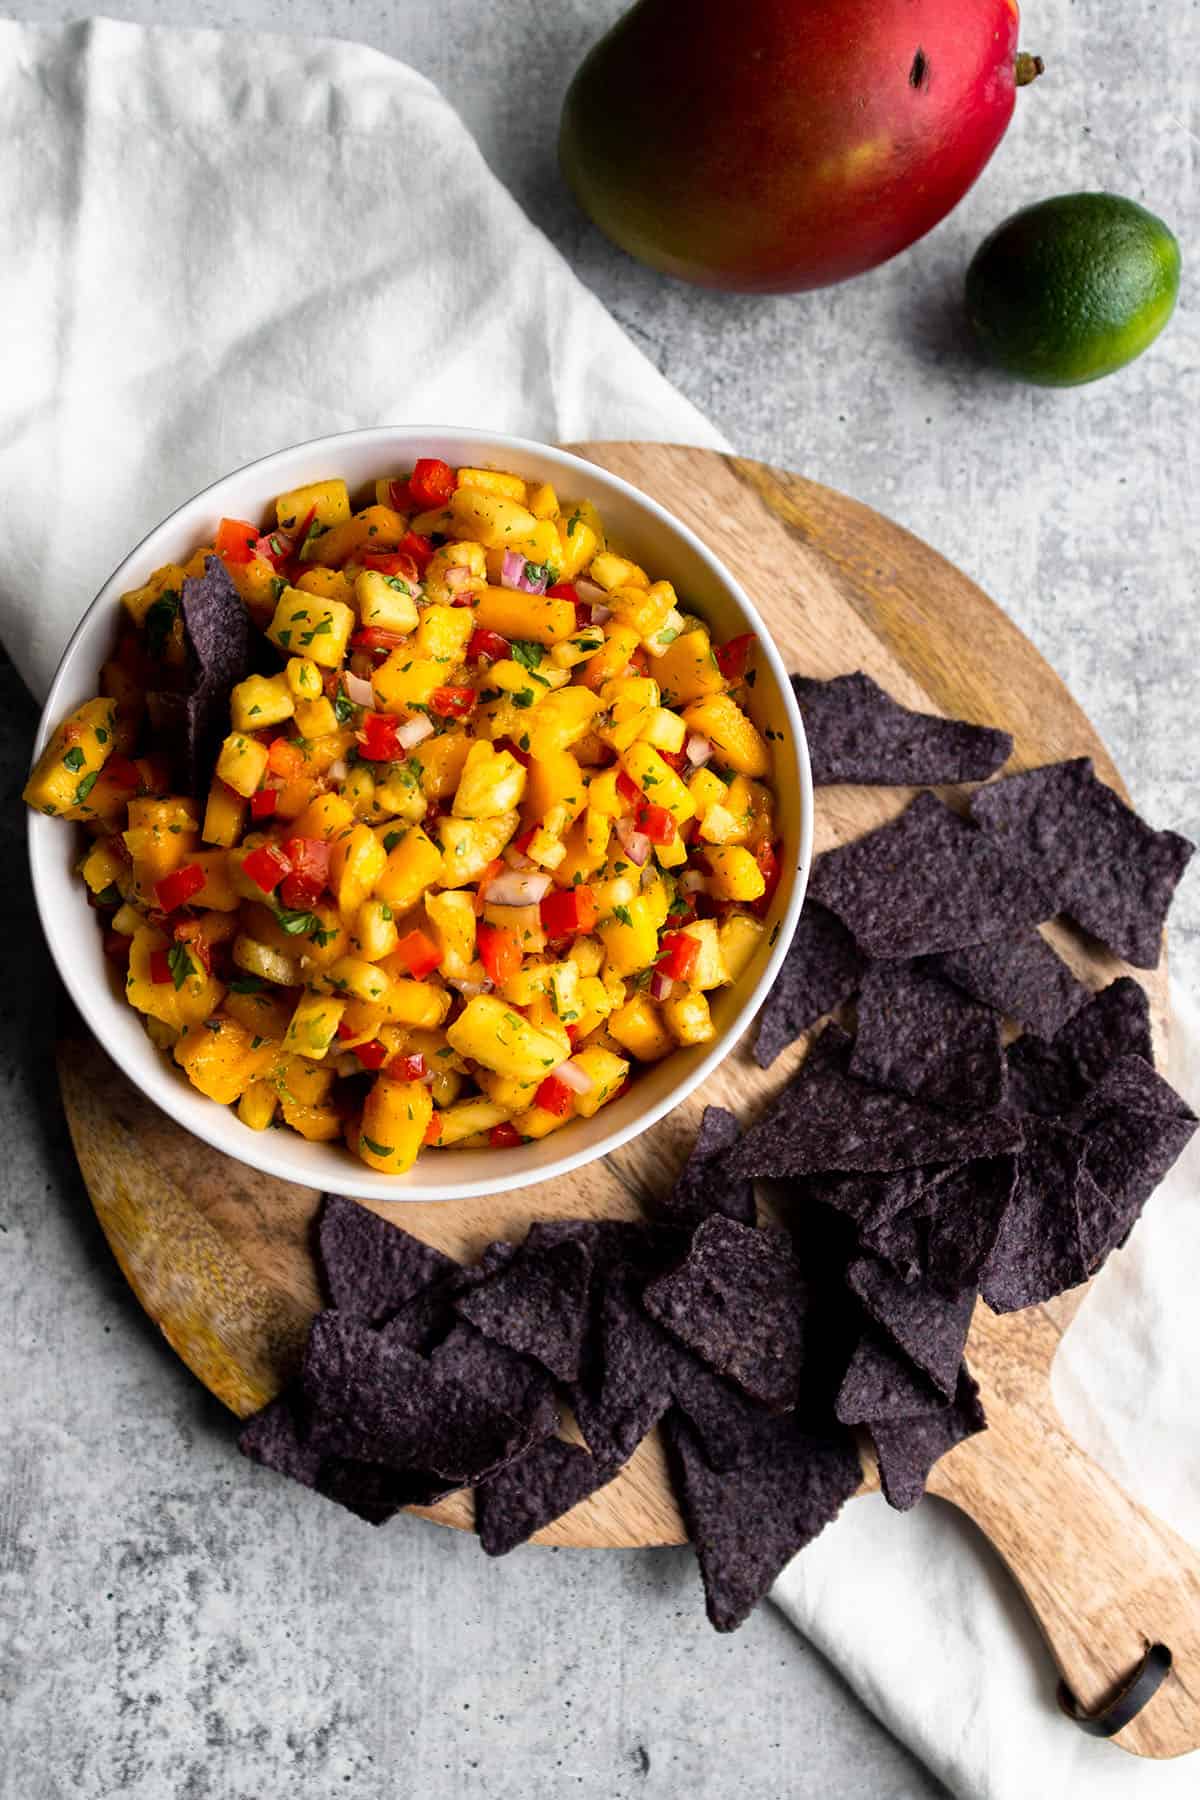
25 461 782 1173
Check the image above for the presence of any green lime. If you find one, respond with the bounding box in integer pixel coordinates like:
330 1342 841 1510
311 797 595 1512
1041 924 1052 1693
965 193 1181 387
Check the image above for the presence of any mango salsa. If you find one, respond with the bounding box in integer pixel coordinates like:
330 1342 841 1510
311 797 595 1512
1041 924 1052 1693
26 452 784 1172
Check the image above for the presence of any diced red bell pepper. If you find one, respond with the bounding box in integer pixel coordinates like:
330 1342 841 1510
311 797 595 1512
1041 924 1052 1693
616 770 644 808
388 1052 428 1083
149 948 174 985
430 686 476 720
539 885 597 938
351 627 409 654
468 628 511 664
658 748 688 774
359 550 419 580
397 530 435 573
172 918 213 974
535 1074 575 1118
267 738 305 780
359 712 405 762
565 1023 581 1048
473 859 505 913
253 530 293 569
104 753 142 791
387 479 413 513
494 736 531 768
512 826 538 857
637 804 676 846
752 838 783 918
407 458 457 510
423 1112 444 1146
352 1039 389 1071
657 930 701 984
336 1021 356 1040
279 836 331 910
250 787 278 821
153 861 206 913
214 517 260 564
242 843 292 895
547 582 578 601
477 922 523 985
393 929 442 980
715 633 756 682
488 1121 523 1149
627 647 650 676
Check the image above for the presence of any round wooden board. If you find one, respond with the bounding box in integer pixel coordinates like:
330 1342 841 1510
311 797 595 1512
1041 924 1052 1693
59 446 1200 1760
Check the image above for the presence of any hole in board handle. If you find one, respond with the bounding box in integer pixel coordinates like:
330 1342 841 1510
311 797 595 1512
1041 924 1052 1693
1058 1642 1173 1738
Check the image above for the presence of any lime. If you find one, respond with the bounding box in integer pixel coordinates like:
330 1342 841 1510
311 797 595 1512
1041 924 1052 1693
965 193 1181 387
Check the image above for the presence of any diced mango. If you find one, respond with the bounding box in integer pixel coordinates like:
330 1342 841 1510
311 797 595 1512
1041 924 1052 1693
215 732 269 799
608 993 675 1062
638 707 687 754
266 586 355 667
232 934 301 987
589 552 648 591
436 811 520 889
449 488 538 549
275 478 351 533
524 688 602 758
237 1080 279 1131
526 480 558 518
457 466 527 501
434 1096 513 1147
704 845 767 902
355 568 419 635
375 825 444 910
677 918 729 990
472 587 576 646
282 992 346 1060
570 1047 629 1117
579 623 640 691
203 779 247 848
446 995 567 1082
230 673 294 733
371 652 444 712
354 897 399 962
295 566 356 605
424 889 477 979
718 912 764 983
358 1079 433 1174
621 743 695 825
174 1013 275 1103
654 630 725 707
126 927 224 1030
681 694 771 778
453 742 527 819
661 989 716 1047
597 893 660 977
292 791 356 842
414 605 474 664
23 698 118 818
605 581 675 640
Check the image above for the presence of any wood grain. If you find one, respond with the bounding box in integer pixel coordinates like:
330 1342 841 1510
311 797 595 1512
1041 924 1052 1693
58 445 1197 1757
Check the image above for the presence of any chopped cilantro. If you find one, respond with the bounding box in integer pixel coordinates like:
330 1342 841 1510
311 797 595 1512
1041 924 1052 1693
166 942 196 990
94 882 122 907
510 640 544 672
74 771 99 805
95 727 109 745
274 907 317 935
229 975 266 994
613 904 633 927
62 746 85 772
361 1134 393 1158
383 830 404 854
144 589 180 659
511 689 536 709
333 690 355 725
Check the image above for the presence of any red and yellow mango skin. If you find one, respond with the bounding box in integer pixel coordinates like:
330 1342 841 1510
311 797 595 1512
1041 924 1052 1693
560 0 1033 293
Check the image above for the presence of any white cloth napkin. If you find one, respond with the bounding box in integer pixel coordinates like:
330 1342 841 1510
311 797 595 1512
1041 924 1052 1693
2 19 1195 1796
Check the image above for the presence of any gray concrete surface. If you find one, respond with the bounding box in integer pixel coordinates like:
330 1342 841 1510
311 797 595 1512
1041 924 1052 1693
2 0 1196 1796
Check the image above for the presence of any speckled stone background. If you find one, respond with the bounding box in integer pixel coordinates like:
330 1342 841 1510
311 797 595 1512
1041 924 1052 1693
1 2 1196 1796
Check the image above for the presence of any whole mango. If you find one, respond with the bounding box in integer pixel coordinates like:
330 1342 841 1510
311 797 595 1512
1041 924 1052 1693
560 0 1044 293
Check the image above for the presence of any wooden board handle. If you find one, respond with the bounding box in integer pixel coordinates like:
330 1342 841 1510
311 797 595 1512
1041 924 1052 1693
929 1367 1200 1759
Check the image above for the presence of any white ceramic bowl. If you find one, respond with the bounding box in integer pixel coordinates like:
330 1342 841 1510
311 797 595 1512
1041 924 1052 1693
28 427 811 1200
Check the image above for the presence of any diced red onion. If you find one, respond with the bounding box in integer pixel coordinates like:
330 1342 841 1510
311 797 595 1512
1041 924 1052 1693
589 603 612 625
679 870 709 895
575 579 606 608
326 758 349 782
447 975 489 998
503 845 536 872
685 733 713 767
500 550 549 595
555 1059 594 1095
615 817 651 867
344 670 375 708
396 714 435 750
649 970 675 1002
444 565 473 592
484 869 553 906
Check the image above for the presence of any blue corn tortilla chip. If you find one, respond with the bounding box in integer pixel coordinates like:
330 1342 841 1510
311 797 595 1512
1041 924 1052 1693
798 1166 935 1234
809 791 1055 960
979 1121 1090 1312
1007 978 1153 1118
970 758 1194 969
850 960 1006 1113
726 1024 1021 1180
668 1355 783 1471
178 554 253 799
934 930 1091 1039
651 1105 755 1230
835 1332 947 1424
430 1322 560 1442
922 1156 1019 1296
753 900 865 1069
475 1438 618 1556
1075 1055 1197 1241
857 1201 928 1284
846 1256 975 1399
663 1409 860 1632
870 1365 987 1512
571 1272 688 1464
643 1217 810 1411
456 1237 592 1384
1074 1164 1130 1276
238 1388 453 1522
792 671 1012 787
302 1314 529 1484
317 1193 457 1321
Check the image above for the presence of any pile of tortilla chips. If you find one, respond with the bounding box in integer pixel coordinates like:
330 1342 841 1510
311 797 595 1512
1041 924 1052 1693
240 673 1196 1633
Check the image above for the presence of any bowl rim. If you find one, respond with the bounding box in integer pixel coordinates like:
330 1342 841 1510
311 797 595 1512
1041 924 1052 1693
28 425 812 1201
